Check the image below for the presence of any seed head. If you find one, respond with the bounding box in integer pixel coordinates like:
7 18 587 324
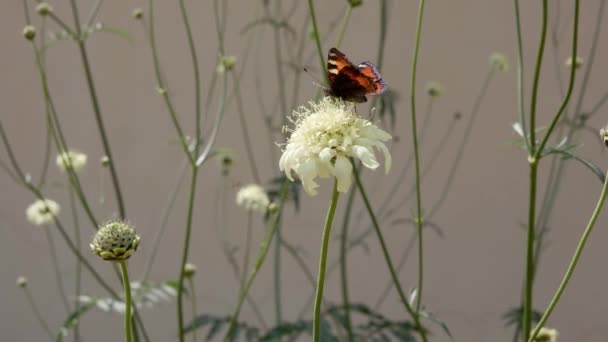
23 26 36 41
132 8 144 20
16 276 28 288
36 2 53 16
90 221 140 261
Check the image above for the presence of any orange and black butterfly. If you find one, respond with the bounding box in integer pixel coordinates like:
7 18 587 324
325 47 386 103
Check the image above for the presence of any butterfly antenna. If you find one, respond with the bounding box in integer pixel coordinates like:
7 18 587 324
303 67 327 90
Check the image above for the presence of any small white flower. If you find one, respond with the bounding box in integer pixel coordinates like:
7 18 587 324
534 326 558 342
26 199 60 226
279 97 392 196
56 150 87 172
236 184 270 213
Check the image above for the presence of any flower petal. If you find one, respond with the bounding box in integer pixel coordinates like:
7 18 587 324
351 145 379 170
297 159 320 196
333 156 353 193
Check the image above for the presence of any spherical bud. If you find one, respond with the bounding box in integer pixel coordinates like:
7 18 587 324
267 202 278 213
214 148 236 175
16 276 28 288
132 8 144 20
36 2 53 16
489 52 510 72
183 263 197 278
565 56 583 69
56 150 87 173
156 86 167 95
23 26 36 41
90 221 140 261
100 156 110 167
426 81 445 98
348 0 363 7
216 56 237 73
26 199 60 226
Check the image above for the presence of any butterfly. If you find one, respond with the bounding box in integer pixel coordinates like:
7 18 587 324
325 47 386 103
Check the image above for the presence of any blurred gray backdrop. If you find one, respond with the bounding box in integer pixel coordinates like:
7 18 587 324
2 1 608 341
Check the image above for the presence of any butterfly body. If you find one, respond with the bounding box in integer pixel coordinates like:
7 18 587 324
325 47 386 103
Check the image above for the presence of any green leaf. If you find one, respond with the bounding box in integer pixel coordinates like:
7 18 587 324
184 314 258 341
55 301 97 342
546 148 605 183
260 320 311 341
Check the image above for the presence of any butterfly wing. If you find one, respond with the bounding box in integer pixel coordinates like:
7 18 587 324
358 62 386 95
326 48 370 103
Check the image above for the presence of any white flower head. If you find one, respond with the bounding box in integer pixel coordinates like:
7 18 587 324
534 326 558 342
26 199 60 226
56 150 87 173
279 97 392 196
236 184 270 213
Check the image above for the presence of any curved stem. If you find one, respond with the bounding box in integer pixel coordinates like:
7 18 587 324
513 0 530 151
528 0 549 156
307 0 327 85
340 182 357 342
335 5 353 49
528 170 608 342
313 179 340 342
409 0 427 313
225 181 289 340
22 287 54 340
44 227 70 313
119 261 133 342
351 161 428 342
69 0 126 219
241 212 253 290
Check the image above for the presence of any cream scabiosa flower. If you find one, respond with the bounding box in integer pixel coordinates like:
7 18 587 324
26 198 60 225
56 150 87 172
279 97 392 196
236 184 270 213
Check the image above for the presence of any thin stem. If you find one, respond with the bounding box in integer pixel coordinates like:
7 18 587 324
188 277 197 342
352 161 428 342
22 287 54 339
313 179 340 342
528 170 608 342
339 181 357 342
231 72 261 183
523 160 539 340
69 0 126 219
335 5 353 49
68 188 82 342
177 168 199 342
241 212 253 290
44 228 70 313
178 0 202 156
528 0 549 156
409 0 427 313
119 261 133 342
225 180 290 340
307 0 327 85
513 0 530 151
535 0 580 157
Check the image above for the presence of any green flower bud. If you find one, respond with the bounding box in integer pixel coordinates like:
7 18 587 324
348 0 363 7
217 56 237 73
91 221 140 261
426 81 445 98
23 25 36 41
600 128 608 147
36 2 53 16
489 52 510 72
100 155 110 167
565 56 583 69
183 263 197 278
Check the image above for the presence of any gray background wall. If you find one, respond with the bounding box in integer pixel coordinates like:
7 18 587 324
1 1 608 341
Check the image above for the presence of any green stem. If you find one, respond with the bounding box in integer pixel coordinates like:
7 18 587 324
307 0 327 85
177 168 199 342
335 5 353 49
188 277 197 342
22 287 54 340
241 212 253 290
44 226 70 313
535 0 580 157
68 188 82 342
513 0 530 151
528 170 608 342
351 161 428 342
523 160 539 340
339 182 357 342
119 261 133 342
225 180 289 340
528 0 549 156
274 225 283 327
69 0 126 219
409 0 427 313
313 179 340 342
231 72 261 183
178 0 202 156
